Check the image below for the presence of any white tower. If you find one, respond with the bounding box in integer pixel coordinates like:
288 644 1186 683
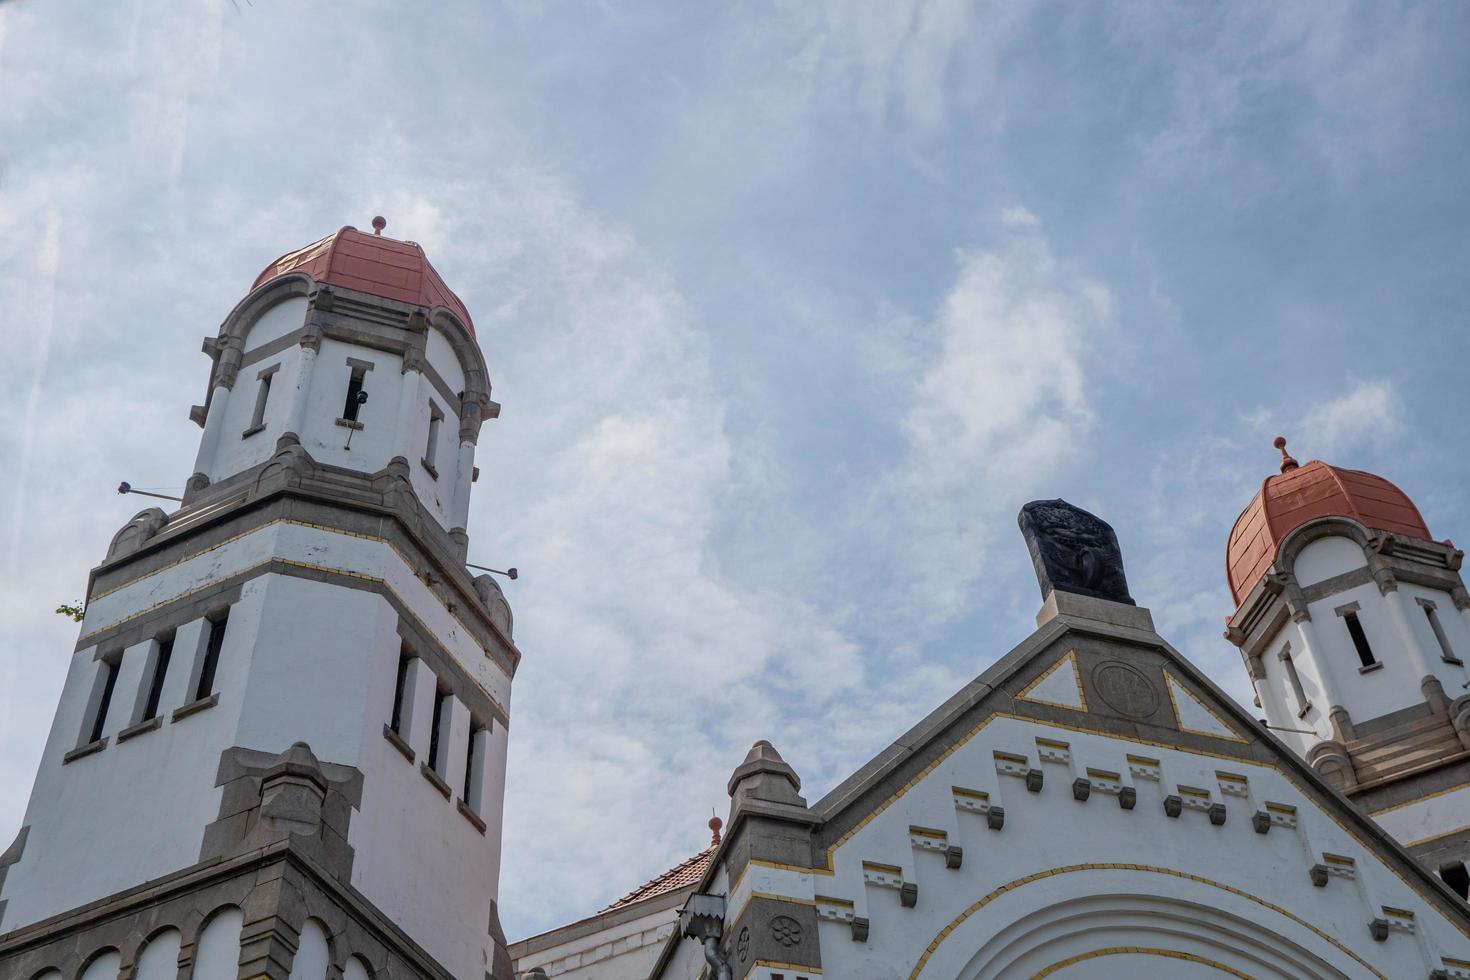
0 220 521 980
1226 438 1470 895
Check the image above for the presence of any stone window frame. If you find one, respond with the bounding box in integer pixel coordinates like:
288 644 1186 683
242 362 280 439
1334 601 1381 673
1276 643 1312 719
1416 597 1463 665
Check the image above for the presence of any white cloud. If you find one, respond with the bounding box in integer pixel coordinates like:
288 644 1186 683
877 219 1105 627
1300 378 1405 458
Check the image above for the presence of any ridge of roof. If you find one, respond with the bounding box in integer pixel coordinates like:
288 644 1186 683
600 844 715 913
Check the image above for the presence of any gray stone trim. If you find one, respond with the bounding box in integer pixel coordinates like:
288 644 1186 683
90 439 518 676
420 762 452 799
1410 827 1470 877
115 715 162 743
727 896 820 979
1301 566 1375 603
240 332 299 373
1352 701 1433 740
457 799 486 834
1335 600 1363 617
80 578 242 657
344 356 376 372
1355 758 1470 814
0 838 469 980
0 825 28 924
61 738 107 765
241 422 267 439
382 723 415 763
171 692 219 723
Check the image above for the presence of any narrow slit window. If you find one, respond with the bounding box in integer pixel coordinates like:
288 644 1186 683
342 365 367 422
88 660 119 744
1278 644 1309 717
1343 611 1377 668
143 635 174 721
390 650 411 734
428 689 449 774
250 372 272 429
1420 599 1460 664
424 402 443 470
463 723 479 803
196 612 229 701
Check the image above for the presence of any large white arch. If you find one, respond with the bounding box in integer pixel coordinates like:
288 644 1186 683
134 928 182 980
194 906 244 979
77 949 122 980
909 866 1377 980
288 918 331 980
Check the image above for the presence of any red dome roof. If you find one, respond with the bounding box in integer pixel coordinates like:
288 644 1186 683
252 224 474 335
1226 445 1431 605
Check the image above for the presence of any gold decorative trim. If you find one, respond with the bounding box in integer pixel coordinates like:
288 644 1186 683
1367 780 1470 816
1404 823 1470 849
904 863 1384 980
1016 649 1088 711
1162 668 1247 742
813 710 1470 939
1032 945 1251 978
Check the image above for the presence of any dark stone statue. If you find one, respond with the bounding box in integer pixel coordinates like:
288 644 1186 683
1018 499 1134 605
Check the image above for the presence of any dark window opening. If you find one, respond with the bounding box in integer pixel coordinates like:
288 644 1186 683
425 403 443 468
390 651 411 733
428 689 449 773
1441 860 1469 900
88 660 119 744
250 373 272 428
143 636 174 721
463 724 480 802
1344 611 1376 668
342 365 367 422
196 613 228 701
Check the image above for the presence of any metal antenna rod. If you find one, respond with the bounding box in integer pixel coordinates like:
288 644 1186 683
466 562 518 580
1259 720 1318 736
118 482 183 503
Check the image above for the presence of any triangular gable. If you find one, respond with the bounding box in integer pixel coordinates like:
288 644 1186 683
1015 649 1087 711
1164 667 1245 742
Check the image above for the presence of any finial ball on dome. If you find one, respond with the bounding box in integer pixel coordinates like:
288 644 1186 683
371 215 387 235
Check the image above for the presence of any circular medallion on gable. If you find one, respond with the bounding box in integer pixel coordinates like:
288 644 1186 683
771 915 802 948
737 926 750 961
1091 660 1159 718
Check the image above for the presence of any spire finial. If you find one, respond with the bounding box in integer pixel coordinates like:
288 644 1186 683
1273 436 1299 473
708 811 722 846
371 215 387 236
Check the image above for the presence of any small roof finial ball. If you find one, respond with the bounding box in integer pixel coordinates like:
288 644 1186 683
1274 436 1299 473
708 814 723 846
371 215 387 236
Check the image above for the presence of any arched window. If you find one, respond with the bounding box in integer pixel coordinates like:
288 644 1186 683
77 949 122 980
343 956 374 980
135 928 182 980
288 918 331 980
195 906 244 979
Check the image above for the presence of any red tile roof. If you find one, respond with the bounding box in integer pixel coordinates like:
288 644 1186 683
601 845 715 913
252 225 475 336
1226 457 1431 605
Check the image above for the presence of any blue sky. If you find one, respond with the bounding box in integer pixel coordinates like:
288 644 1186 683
3 0 1469 940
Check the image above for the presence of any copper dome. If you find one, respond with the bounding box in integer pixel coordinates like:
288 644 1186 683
1226 444 1431 605
252 224 475 336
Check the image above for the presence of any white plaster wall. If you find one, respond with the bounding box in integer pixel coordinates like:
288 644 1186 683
515 903 680 979
0 583 262 930
1294 536 1367 588
298 338 405 474
1304 581 1420 719
667 716 1470 980
1371 783 1470 849
206 343 305 480
426 328 465 400
245 296 309 352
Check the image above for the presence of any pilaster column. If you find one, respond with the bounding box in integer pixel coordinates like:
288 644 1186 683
191 384 232 480
1294 618 1343 730
281 340 318 439
1382 584 1440 681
